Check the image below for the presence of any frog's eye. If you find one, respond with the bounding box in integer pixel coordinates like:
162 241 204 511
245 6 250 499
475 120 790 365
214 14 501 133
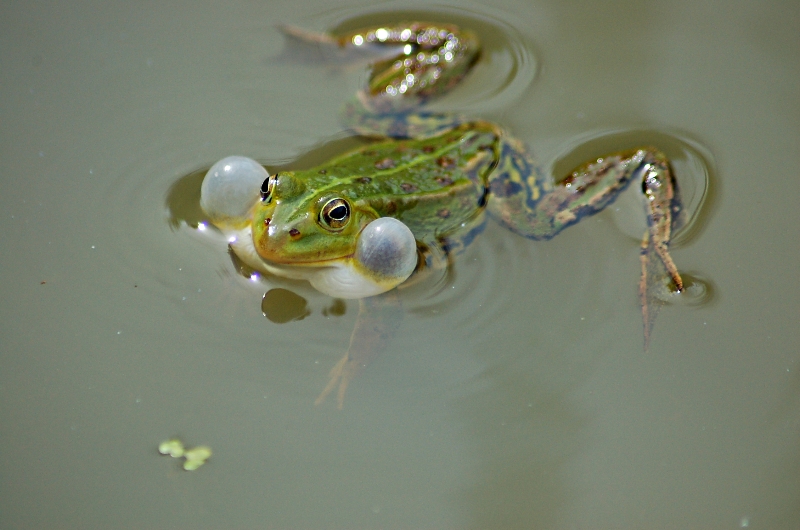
260 174 278 203
320 198 351 230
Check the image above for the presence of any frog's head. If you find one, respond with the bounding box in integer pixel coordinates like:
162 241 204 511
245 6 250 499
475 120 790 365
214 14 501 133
200 157 417 299
251 171 369 266
252 171 418 298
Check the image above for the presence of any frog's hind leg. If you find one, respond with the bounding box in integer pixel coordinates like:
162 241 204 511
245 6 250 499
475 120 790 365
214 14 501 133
489 145 682 278
315 292 403 409
334 22 481 139
340 22 481 101
487 144 684 344
636 150 686 348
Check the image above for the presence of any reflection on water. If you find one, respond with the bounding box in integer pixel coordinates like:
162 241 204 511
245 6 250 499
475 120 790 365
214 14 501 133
261 288 313 323
2 0 799 528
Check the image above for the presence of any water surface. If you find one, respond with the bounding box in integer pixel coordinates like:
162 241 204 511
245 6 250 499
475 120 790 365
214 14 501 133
1 0 798 528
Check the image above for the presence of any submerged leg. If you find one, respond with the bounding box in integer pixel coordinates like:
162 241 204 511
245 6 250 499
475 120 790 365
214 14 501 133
637 150 685 347
333 22 481 101
278 22 482 139
637 150 683 291
315 292 403 409
487 145 684 344
640 235 675 350
278 22 480 101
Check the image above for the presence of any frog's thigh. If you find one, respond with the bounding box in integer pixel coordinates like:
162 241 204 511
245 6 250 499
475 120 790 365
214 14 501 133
488 147 671 241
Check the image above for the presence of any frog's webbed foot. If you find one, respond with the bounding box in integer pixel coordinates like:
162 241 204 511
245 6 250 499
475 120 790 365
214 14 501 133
640 238 671 350
314 350 359 410
314 293 404 409
276 24 407 69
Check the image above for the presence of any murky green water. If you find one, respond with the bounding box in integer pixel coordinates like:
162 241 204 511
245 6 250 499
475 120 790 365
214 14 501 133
2 0 798 528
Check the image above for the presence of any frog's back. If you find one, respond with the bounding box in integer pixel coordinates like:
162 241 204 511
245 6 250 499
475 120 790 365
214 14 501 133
295 122 501 243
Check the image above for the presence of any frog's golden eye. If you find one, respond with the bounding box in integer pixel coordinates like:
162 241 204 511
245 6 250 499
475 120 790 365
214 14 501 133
260 174 278 203
320 198 351 230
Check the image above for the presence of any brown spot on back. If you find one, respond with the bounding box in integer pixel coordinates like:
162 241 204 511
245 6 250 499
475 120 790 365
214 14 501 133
435 176 454 186
437 156 456 169
357 176 372 184
437 208 451 219
400 182 418 192
422 145 435 153
385 201 397 215
375 158 396 170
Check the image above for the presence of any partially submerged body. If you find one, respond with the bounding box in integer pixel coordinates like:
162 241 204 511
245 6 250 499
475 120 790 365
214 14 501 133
200 22 686 407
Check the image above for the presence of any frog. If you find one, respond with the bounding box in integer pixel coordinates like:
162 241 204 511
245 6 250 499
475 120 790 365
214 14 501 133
199 21 687 408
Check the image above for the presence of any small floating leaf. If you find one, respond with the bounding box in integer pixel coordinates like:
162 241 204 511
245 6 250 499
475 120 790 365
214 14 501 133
158 438 185 458
183 459 204 471
182 445 212 471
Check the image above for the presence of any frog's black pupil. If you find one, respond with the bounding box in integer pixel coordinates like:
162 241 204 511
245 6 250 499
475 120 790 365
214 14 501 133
330 204 347 220
320 198 350 229
260 177 271 200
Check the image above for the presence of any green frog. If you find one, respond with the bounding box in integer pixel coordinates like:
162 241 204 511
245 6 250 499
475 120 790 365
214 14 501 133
200 22 686 407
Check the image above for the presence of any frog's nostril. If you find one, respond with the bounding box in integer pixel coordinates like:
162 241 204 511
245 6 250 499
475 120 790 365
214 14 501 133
264 217 271 227
289 228 301 238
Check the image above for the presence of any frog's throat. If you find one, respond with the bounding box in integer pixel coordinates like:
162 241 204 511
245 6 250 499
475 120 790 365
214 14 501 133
225 226 400 299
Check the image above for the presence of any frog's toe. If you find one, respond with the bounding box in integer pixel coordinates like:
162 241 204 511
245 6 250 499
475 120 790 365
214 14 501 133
200 156 267 225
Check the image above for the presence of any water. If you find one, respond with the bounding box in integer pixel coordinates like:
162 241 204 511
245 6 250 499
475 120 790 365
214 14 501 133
2 0 798 528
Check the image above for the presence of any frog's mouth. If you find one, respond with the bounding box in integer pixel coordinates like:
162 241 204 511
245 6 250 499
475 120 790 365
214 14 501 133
227 219 417 299
228 225 347 271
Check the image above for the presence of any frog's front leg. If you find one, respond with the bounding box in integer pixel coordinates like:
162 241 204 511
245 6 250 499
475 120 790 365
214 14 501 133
488 143 684 343
315 292 403 409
